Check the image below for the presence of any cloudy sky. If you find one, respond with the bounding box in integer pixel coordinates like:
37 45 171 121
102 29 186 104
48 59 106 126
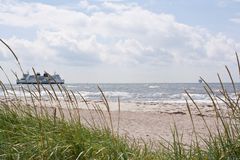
0 0 240 83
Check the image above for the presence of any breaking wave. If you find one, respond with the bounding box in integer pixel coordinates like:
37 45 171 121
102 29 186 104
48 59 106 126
149 85 160 89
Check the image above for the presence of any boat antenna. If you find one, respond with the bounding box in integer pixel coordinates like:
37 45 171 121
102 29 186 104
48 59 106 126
0 38 24 74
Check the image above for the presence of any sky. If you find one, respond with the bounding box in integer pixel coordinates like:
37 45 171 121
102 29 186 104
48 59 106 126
0 0 240 83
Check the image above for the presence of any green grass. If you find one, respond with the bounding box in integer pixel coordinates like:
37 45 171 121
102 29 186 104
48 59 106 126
0 106 169 160
1 38 240 159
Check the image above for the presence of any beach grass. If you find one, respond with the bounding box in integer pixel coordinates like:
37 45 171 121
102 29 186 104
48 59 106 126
0 107 137 159
1 38 240 159
0 97 166 159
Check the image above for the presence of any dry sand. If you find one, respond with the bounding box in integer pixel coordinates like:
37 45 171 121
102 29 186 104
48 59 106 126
44 100 223 145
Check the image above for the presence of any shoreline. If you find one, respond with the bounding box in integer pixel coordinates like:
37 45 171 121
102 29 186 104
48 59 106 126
1 96 224 114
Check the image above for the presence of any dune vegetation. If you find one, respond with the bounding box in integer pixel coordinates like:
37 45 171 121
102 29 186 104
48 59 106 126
1 39 240 159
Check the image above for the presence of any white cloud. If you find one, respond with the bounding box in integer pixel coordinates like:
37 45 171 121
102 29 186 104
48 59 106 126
205 34 239 60
6 36 57 63
0 0 239 70
230 15 240 24
102 1 137 12
79 0 99 11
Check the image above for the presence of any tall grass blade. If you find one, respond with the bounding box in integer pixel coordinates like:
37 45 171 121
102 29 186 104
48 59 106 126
97 85 114 134
0 38 24 74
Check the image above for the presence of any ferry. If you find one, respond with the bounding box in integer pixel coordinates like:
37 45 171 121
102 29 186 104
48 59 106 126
17 72 64 84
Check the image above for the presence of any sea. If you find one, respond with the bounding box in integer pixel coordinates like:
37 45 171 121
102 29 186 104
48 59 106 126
2 83 239 104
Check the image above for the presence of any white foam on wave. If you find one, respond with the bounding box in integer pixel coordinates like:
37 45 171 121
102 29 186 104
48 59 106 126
104 91 131 98
77 91 131 98
78 91 101 97
40 91 63 97
188 93 209 100
3 89 64 98
169 94 183 99
152 92 164 97
66 85 78 88
149 85 160 89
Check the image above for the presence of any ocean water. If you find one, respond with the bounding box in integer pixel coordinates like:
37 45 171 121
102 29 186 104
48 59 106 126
66 83 239 103
3 83 239 103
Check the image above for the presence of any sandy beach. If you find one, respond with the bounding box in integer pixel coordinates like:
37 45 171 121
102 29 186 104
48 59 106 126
80 110 218 144
90 103 220 142
33 100 222 145
1 95 223 145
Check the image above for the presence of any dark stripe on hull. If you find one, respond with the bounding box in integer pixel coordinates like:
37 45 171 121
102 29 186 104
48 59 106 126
17 82 64 84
